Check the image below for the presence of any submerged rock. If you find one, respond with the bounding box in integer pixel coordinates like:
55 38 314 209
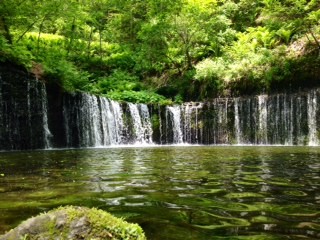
0 206 146 240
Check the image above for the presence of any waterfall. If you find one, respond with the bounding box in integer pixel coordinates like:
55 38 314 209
294 96 305 145
128 103 144 143
62 94 155 147
287 95 294 145
80 94 102 147
63 96 72 147
127 103 153 144
166 106 183 144
245 98 254 144
110 100 124 144
40 87 320 147
91 96 102 146
234 98 241 144
183 103 192 143
282 94 294 145
63 93 102 147
258 95 268 144
100 98 112 145
100 98 124 145
139 104 153 144
3 73 320 149
213 99 229 144
307 89 319 146
63 94 126 147
158 106 163 144
234 97 254 145
0 73 54 150
182 103 203 143
40 82 52 149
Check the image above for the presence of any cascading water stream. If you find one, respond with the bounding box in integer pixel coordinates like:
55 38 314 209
100 98 123 145
294 96 305 145
282 94 294 145
110 100 124 144
234 98 241 144
80 94 101 147
166 106 183 144
138 104 153 144
158 106 163 144
307 89 319 146
287 95 294 145
40 82 52 149
258 95 268 144
214 99 229 144
99 98 110 145
183 104 192 143
128 103 144 144
182 103 203 143
91 96 103 146
127 103 153 144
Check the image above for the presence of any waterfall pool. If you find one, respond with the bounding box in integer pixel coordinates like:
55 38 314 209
0 146 319 239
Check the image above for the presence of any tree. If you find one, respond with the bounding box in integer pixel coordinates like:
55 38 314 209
261 0 320 47
0 0 319 102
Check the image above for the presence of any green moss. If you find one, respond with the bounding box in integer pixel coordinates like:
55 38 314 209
2 206 147 240
60 206 146 239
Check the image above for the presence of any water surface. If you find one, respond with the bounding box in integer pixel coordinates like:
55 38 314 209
0 146 319 239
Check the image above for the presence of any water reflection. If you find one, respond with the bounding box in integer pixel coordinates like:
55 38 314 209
0 146 319 239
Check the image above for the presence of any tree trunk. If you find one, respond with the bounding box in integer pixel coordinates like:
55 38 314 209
185 46 192 70
16 20 37 43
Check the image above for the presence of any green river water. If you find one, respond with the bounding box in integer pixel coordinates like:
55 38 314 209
0 146 319 239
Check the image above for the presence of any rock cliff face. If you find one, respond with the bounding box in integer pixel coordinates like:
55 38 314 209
0 62 48 150
1 61 320 150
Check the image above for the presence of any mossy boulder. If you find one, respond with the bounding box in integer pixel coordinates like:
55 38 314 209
0 206 146 240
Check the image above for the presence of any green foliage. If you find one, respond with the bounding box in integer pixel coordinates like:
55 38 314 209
44 59 92 92
174 94 183 104
194 58 225 98
107 90 171 105
17 34 91 92
195 58 226 82
135 19 169 73
276 27 294 44
95 70 141 93
106 51 135 70
0 36 10 61
0 0 319 102
0 35 33 67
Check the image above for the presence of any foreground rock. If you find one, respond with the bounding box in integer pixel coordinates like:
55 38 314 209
0 206 146 240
